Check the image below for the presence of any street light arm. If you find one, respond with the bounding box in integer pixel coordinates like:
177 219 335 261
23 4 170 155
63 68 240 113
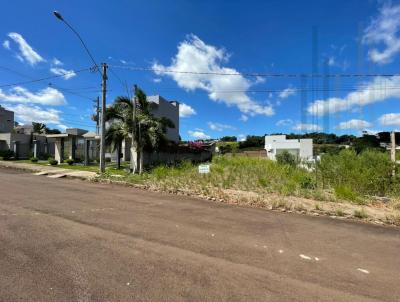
53 11 101 75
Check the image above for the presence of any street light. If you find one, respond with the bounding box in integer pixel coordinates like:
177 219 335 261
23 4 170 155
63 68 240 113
53 10 107 173
53 11 63 21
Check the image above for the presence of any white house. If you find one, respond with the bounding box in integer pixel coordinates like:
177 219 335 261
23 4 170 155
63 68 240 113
264 135 313 161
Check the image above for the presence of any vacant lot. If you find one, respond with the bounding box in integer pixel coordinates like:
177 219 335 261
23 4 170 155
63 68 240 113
99 151 400 225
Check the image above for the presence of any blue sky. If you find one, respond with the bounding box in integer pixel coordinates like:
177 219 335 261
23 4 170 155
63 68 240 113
0 0 400 140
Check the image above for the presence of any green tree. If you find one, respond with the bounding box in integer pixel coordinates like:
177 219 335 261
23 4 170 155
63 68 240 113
220 136 237 142
105 121 127 169
31 122 61 134
32 122 47 134
238 135 264 149
105 87 175 173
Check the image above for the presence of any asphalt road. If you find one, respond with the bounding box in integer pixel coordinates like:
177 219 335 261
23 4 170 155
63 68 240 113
0 168 399 301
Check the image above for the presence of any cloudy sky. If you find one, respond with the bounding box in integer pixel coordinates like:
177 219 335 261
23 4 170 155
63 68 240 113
0 0 399 139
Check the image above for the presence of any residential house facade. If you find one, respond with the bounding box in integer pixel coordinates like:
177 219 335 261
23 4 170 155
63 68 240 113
264 135 313 161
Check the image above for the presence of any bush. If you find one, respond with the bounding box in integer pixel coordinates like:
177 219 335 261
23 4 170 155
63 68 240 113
65 159 74 165
334 185 359 202
354 208 368 219
276 151 297 167
319 149 396 197
30 157 38 163
48 158 58 166
0 149 14 160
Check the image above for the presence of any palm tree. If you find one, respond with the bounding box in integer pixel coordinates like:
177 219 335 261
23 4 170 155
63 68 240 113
32 122 47 134
105 87 175 173
105 121 127 169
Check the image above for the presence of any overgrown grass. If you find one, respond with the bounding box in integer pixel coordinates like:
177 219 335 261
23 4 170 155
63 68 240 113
131 156 316 197
354 208 368 219
318 149 398 199
97 150 400 206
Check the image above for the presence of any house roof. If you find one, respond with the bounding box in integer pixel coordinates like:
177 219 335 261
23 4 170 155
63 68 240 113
46 133 69 138
82 132 100 139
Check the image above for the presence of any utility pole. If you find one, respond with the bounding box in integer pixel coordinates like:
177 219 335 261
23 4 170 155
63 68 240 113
391 131 396 177
95 96 100 135
130 84 138 173
99 63 108 173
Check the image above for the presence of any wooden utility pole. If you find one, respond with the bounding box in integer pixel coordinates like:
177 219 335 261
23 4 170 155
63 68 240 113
391 131 396 177
99 63 108 173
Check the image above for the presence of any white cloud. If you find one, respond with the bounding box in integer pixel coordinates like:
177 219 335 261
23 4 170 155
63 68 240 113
7 32 45 66
179 103 196 118
152 78 162 83
239 114 248 122
52 58 63 66
363 3 400 64
237 134 246 142
120 59 127 64
2 40 10 50
188 129 210 139
208 122 234 131
328 56 335 66
153 34 274 117
2 103 62 125
56 124 68 131
278 87 296 99
276 119 293 127
50 67 77 80
0 86 66 106
336 119 372 130
379 113 400 126
307 76 400 116
293 123 322 132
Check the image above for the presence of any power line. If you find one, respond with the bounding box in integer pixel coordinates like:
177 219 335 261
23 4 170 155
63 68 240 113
47 83 97 101
0 65 99 100
108 65 130 96
109 64 400 78
0 67 93 88
153 86 400 94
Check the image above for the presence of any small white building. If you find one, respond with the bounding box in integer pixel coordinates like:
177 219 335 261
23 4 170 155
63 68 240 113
264 135 313 161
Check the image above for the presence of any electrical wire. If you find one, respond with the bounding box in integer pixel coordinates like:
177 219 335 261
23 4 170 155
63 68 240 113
109 64 400 78
0 67 93 88
0 65 99 101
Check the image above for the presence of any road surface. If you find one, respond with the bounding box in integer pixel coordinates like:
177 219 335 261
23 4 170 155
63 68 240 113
0 167 399 301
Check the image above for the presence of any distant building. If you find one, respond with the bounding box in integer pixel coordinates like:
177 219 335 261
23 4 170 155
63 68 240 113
14 124 34 135
147 95 180 143
264 135 313 161
47 128 90 163
0 106 14 133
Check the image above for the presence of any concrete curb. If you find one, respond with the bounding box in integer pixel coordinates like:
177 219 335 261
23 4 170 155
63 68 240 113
0 161 98 180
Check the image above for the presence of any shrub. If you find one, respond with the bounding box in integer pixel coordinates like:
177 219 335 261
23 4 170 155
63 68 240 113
0 149 14 160
354 208 368 219
298 174 316 189
30 157 38 163
334 185 359 202
319 149 395 197
276 151 297 167
48 158 58 166
335 209 345 216
65 159 74 165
